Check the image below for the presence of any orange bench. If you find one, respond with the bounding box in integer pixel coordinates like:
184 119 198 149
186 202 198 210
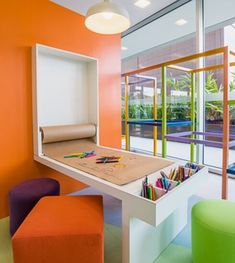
12 195 104 263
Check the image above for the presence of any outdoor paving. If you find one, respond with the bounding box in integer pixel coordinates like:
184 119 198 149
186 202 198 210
122 136 235 168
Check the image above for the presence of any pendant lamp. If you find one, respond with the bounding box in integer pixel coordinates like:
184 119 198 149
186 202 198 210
85 0 130 34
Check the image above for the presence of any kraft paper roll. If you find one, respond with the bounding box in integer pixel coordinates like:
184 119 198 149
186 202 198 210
41 124 96 144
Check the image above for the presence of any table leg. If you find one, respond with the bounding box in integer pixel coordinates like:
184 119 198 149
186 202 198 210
122 202 188 263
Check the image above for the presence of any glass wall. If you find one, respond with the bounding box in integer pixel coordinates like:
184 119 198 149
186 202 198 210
122 75 155 154
203 0 235 168
121 0 196 160
121 0 235 170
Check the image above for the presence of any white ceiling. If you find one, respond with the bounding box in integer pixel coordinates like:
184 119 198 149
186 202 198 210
122 0 235 58
51 0 178 26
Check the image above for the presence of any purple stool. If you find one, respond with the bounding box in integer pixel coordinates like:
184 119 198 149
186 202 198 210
9 178 60 236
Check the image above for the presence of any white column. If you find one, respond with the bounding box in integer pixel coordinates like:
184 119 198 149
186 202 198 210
196 0 205 164
122 201 188 263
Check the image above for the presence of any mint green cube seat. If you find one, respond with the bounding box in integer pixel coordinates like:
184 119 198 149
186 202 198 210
192 200 235 263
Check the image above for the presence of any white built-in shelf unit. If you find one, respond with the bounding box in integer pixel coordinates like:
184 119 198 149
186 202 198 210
32 44 98 156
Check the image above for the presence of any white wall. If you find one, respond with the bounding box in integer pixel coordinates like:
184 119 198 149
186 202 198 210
38 52 89 126
33 44 98 155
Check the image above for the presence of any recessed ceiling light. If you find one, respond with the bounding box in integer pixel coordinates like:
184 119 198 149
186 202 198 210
175 19 188 26
121 46 128 51
134 0 151 9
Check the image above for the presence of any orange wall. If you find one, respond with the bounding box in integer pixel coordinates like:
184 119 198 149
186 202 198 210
0 0 121 218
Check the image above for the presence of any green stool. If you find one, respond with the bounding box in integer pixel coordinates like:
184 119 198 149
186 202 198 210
192 200 235 263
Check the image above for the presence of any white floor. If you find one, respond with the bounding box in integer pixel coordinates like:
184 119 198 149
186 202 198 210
123 136 235 169
194 172 235 200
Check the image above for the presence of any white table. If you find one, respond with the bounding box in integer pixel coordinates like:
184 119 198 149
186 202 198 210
35 152 207 263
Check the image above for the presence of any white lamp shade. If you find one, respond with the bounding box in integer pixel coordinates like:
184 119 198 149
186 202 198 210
85 1 130 35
